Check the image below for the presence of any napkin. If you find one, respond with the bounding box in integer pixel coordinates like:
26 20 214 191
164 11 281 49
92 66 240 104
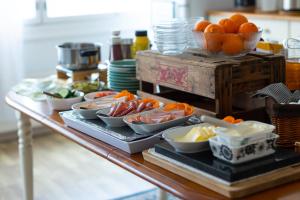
252 83 300 104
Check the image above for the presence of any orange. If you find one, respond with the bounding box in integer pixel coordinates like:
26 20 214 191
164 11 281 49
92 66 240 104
194 20 211 32
218 18 237 33
204 24 224 34
222 34 244 55
203 24 224 53
238 22 258 33
230 13 248 29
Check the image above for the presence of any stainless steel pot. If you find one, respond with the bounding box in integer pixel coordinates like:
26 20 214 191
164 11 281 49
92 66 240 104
283 0 300 11
56 43 101 70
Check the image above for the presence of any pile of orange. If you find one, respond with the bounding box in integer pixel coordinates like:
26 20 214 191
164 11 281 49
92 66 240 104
193 13 259 55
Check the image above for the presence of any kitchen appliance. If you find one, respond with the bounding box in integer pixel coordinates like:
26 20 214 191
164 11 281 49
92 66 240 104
234 0 256 10
256 0 278 12
283 0 300 11
56 43 101 70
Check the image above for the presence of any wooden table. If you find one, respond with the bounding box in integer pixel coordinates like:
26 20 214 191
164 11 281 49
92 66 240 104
5 91 300 200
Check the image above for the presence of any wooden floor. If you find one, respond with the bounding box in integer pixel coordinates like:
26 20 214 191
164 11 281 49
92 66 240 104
0 133 155 200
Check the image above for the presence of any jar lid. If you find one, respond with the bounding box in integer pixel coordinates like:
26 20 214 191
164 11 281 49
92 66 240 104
135 30 147 37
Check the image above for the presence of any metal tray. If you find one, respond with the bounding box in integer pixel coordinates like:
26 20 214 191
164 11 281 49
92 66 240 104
60 110 162 154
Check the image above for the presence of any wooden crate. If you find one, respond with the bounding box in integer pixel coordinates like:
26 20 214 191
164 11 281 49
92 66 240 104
136 50 285 119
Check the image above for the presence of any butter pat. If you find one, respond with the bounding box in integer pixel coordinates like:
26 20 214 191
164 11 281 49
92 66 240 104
174 126 215 142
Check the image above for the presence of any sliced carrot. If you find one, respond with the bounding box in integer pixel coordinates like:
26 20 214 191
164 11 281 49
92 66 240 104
114 90 135 101
163 102 194 116
234 119 243 124
223 116 235 124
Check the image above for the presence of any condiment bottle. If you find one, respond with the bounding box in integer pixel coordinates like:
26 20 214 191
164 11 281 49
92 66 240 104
132 30 150 58
284 38 300 90
109 30 123 61
121 38 133 59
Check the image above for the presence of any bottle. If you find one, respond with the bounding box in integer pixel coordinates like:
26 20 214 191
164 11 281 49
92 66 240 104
284 38 300 90
109 30 123 61
121 38 133 59
132 30 150 58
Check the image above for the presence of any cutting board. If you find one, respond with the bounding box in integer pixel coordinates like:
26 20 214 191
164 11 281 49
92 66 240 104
143 148 300 198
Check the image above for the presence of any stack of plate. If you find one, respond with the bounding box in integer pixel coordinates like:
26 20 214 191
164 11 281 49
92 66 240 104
108 60 139 93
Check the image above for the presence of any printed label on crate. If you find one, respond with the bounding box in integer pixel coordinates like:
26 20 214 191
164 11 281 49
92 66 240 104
156 63 189 90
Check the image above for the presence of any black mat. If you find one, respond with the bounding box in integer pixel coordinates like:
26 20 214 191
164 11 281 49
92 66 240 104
154 142 300 182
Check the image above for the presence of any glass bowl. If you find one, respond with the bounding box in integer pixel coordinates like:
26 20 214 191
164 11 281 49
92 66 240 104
192 29 263 57
153 19 188 55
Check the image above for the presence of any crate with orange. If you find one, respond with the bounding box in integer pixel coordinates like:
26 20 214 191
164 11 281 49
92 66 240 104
193 13 262 57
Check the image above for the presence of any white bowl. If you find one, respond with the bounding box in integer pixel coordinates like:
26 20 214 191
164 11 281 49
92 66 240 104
71 101 112 119
46 91 84 111
84 91 118 102
96 107 128 127
123 109 193 134
162 124 212 153
209 133 278 164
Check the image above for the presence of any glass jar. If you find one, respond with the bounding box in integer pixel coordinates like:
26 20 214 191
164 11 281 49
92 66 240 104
284 38 300 90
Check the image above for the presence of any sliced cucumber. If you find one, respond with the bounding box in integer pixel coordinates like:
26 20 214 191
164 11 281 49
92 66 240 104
58 88 70 99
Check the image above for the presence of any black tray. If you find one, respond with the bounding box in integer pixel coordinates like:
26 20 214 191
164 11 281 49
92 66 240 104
154 142 300 182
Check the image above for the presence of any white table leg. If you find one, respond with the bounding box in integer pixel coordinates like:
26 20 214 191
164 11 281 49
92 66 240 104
16 111 33 200
157 188 168 200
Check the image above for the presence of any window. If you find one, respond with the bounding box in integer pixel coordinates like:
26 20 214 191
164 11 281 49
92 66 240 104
23 0 155 24
22 0 37 20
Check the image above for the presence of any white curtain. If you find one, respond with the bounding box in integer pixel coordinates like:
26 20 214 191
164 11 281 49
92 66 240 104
0 0 24 130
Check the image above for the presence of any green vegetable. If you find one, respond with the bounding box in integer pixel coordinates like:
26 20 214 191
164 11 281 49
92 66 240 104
54 88 77 99
58 88 70 98
71 81 100 93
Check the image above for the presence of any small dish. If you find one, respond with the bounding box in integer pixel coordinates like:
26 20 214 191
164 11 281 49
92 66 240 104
123 109 193 134
71 101 112 119
46 91 84 111
162 124 213 153
96 107 128 127
209 133 278 164
84 91 118 102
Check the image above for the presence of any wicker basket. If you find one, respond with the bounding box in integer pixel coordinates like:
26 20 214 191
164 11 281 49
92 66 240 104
266 97 300 148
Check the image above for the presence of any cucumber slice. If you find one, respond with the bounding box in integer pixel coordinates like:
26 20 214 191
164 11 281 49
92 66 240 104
58 88 70 99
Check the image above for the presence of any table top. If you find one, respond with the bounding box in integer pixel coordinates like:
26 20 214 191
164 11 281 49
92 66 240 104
5 91 300 200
